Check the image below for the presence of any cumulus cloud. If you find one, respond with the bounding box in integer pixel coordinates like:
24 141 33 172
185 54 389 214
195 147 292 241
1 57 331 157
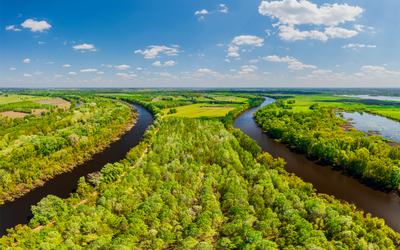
197 68 217 74
5 25 21 32
218 4 229 13
73 43 96 52
361 65 400 75
116 72 137 79
62 64 71 68
80 68 98 73
23 73 32 77
9 67 16 71
135 45 179 59
264 55 317 70
343 43 377 49
278 25 358 41
227 35 264 58
21 19 51 32
152 60 177 67
114 64 131 70
195 9 209 15
239 65 258 74
259 0 363 41
22 58 31 64
259 0 363 26
68 72 77 75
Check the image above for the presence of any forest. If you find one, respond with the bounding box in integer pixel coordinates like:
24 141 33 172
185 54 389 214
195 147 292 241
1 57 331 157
0 95 134 204
255 99 400 191
1 90 400 249
1 116 399 249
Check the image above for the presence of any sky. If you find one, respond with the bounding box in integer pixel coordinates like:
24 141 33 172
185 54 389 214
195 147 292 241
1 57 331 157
1 0 400 88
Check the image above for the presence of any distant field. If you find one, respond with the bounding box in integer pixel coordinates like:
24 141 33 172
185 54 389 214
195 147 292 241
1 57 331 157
163 103 237 118
0 94 42 105
272 94 400 121
0 95 71 118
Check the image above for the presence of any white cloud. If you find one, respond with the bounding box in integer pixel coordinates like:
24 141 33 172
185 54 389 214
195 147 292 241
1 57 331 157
116 72 137 79
62 64 71 68
343 43 377 49
135 45 179 59
195 9 209 16
227 35 264 58
114 64 131 70
23 73 32 77
231 35 264 47
21 19 51 32
54 74 63 78
5 25 21 32
68 72 77 75
278 25 358 41
97 71 104 75
9 67 16 71
239 65 258 74
264 55 317 70
73 43 96 52
258 0 363 26
361 65 400 75
152 60 176 67
218 4 229 13
80 68 98 73
259 0 363 42
22 58 31 64
197 68 217 74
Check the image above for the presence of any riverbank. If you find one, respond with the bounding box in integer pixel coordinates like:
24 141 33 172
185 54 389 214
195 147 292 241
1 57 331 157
234 98 400 232
0 103 153 235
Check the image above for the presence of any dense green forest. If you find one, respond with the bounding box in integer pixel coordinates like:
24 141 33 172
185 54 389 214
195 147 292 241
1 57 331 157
255 101 400 191
0 97 134 204
1 116 399 248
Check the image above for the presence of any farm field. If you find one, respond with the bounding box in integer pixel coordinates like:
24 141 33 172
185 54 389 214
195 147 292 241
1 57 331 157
0 94 71 118
163 103 237 118
0 95 134 204
269 93 400 121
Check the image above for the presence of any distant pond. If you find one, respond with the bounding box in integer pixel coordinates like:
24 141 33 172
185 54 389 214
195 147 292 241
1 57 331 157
341 112 400 143
339 95 400 102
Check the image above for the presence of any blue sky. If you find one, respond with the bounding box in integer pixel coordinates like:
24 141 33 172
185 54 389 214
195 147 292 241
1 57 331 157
1 0 399 88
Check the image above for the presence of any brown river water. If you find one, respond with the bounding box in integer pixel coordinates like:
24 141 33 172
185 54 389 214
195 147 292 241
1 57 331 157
0 104 153 236
234 97 400 232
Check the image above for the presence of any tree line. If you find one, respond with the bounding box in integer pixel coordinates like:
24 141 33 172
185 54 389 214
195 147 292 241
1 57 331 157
255 102 400 191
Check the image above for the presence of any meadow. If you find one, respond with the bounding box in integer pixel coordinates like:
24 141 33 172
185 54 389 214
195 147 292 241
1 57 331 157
268 93 400 121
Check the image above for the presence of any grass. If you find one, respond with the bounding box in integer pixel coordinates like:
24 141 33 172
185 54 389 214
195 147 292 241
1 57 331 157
0 95 43 105
271 94 400 121
163 103 237 118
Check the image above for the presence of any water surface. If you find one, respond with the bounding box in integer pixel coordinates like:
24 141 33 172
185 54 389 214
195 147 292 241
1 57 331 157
339 95 400 102
0 104 153 236
234 98 400 232
341 112 400 143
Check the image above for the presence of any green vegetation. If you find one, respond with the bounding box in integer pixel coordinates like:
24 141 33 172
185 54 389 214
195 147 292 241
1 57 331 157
0 94 44 105
267 93 400 121
255 100 400 191
0 97 134 204
1 117 399 249
163 103 237 118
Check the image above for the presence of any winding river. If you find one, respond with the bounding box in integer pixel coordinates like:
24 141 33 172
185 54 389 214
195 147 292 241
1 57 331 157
0 104 153 236
234 97 400 232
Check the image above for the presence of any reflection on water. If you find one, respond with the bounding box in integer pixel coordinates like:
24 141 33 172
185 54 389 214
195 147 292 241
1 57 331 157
234 97 400 232
342 112 400 143
339 95 400 102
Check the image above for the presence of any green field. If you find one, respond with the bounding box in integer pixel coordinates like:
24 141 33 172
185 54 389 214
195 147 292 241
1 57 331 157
271 94 400 121
0 94 43 105
163 103 237 118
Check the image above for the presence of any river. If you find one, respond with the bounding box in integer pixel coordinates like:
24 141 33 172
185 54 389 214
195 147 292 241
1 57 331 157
0 104 153 236
234 97 400 232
